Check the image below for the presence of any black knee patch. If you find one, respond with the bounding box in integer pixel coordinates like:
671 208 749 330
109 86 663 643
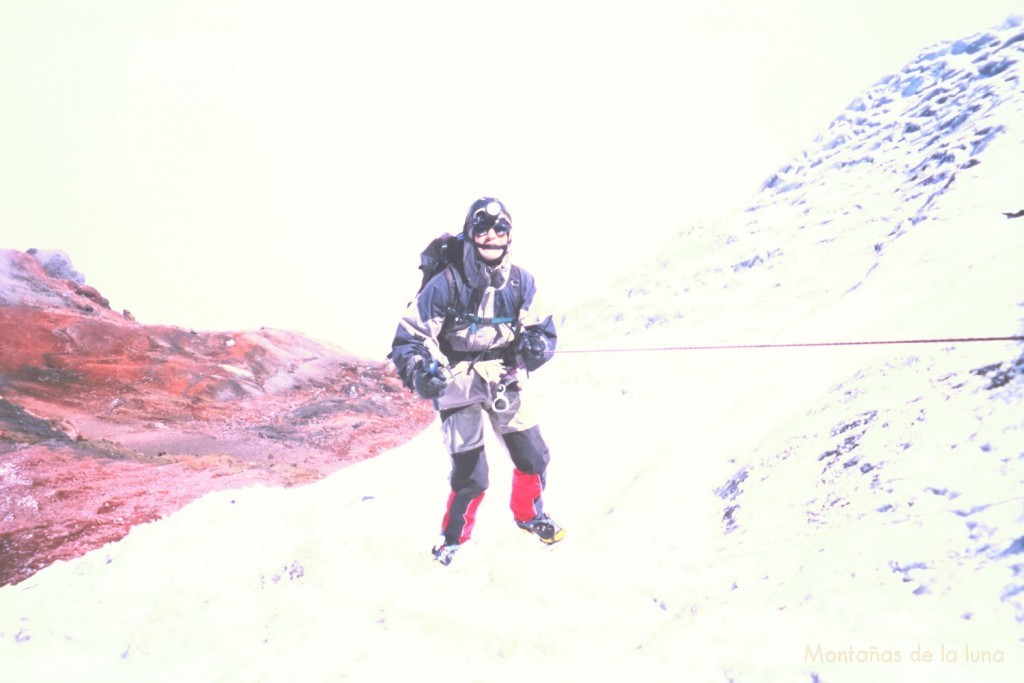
450 446 489 495
503 426 550 475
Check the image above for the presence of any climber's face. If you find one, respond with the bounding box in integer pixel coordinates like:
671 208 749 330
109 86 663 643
472 223 509 263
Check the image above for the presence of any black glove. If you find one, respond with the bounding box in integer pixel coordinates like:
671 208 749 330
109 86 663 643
516 330 549 372
411 358 448 399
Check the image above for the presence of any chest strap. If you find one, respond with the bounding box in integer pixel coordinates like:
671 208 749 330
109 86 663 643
446 309 517 333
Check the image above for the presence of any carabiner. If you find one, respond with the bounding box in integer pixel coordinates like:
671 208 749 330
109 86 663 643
491 382 510 413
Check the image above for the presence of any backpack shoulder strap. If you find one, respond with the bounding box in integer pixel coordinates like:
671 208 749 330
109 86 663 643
510 264 524 309
443 263 459 305
440 263 461 329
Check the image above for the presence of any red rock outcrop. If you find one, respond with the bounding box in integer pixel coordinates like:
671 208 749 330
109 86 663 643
0 249 433 586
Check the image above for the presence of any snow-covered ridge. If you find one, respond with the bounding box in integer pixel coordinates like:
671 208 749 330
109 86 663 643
575 17 1023 348
755 19 1021 253
548 17 1024 679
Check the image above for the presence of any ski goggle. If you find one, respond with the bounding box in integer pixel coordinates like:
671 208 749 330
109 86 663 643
467 199 512 237
470 216 511 237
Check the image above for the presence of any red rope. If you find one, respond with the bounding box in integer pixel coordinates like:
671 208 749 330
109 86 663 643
554 335 1024 355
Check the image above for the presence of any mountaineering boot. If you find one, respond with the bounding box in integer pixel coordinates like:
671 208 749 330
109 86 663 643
431 542 461 566
515 513 565 544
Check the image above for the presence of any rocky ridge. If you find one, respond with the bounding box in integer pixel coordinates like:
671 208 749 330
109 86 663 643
0 249 433 586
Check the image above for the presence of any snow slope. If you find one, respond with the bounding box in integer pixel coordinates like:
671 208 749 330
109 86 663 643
2 17 1023 683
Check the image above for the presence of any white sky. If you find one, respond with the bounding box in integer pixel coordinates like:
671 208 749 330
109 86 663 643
2 0 1022 356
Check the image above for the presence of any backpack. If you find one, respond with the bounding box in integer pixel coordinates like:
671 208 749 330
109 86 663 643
417 232 465 295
